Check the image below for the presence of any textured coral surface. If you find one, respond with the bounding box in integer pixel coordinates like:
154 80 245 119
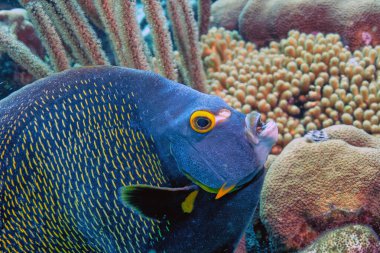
300 225 380 253
202 28 380 153
0 8 43 57
260 125 380 251
212 0 380 49
210 0 247 31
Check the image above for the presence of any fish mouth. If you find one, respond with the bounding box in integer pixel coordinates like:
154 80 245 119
245 112 278 145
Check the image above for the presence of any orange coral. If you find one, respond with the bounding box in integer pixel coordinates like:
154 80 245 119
202 28 380 153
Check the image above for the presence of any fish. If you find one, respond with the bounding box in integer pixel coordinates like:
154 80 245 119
0 66 278 252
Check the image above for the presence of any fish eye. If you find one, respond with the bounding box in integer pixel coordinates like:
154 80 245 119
190 111 216 133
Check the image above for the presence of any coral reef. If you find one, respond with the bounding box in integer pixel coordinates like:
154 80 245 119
0 0 207 93
210 0 247 31
0 7 43 92
259 125 380 251
197 0 211 36
211 0 380 49
0 8 43 57
202 28 380 153
300 225 380 253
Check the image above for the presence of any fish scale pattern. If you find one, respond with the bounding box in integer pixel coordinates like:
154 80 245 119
1 77 170 252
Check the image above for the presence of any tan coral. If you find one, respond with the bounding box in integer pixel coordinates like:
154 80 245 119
259 125 380 251
202 28 380 153
300 225 380 253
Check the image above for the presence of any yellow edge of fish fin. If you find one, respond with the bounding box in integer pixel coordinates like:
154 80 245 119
181 190 199 214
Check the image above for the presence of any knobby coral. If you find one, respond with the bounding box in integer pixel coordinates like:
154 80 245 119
202 28 380 153
0 0 208 92
260 125 380 251
300 225 380 253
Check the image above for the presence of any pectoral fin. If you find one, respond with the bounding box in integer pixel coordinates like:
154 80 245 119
119 184 199 220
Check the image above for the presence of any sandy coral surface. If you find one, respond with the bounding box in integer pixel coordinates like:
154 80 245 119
260 125 380 251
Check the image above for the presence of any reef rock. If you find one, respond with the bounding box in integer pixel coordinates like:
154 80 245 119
260 125 380 251
211 0 380 49
210 0 248 31
300 225 380 253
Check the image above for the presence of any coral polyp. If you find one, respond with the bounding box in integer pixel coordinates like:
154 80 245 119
202 28 380 153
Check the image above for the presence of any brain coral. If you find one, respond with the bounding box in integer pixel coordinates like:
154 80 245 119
300 225 380 253
259 125 380 251
202 28 380 154
211 0 380 49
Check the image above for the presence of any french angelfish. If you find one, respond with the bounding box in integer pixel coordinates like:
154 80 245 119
0 66 278 252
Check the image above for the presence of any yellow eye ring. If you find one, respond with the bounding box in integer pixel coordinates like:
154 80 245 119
190 111 216 133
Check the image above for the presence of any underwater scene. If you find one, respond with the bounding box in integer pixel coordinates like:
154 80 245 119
0 0 380 252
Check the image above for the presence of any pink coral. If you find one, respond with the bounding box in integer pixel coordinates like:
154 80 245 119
362 32 372 46
0 8 43 57
211 0 380 49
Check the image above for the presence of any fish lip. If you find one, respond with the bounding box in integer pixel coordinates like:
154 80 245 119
245 112 265 136
245 112 277 144
261 120 278 141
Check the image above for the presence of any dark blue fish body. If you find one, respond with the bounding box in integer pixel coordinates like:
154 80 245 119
1 66 277 252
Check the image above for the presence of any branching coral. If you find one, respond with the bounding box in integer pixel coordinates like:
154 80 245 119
0 26 52 78
202 28 380 153
26 1 70 72
0 0 207 92
260 125 380 251
197 0 211 36
0 8 43 57
168 0 206 92
141 0 177 81
0 8 45 88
